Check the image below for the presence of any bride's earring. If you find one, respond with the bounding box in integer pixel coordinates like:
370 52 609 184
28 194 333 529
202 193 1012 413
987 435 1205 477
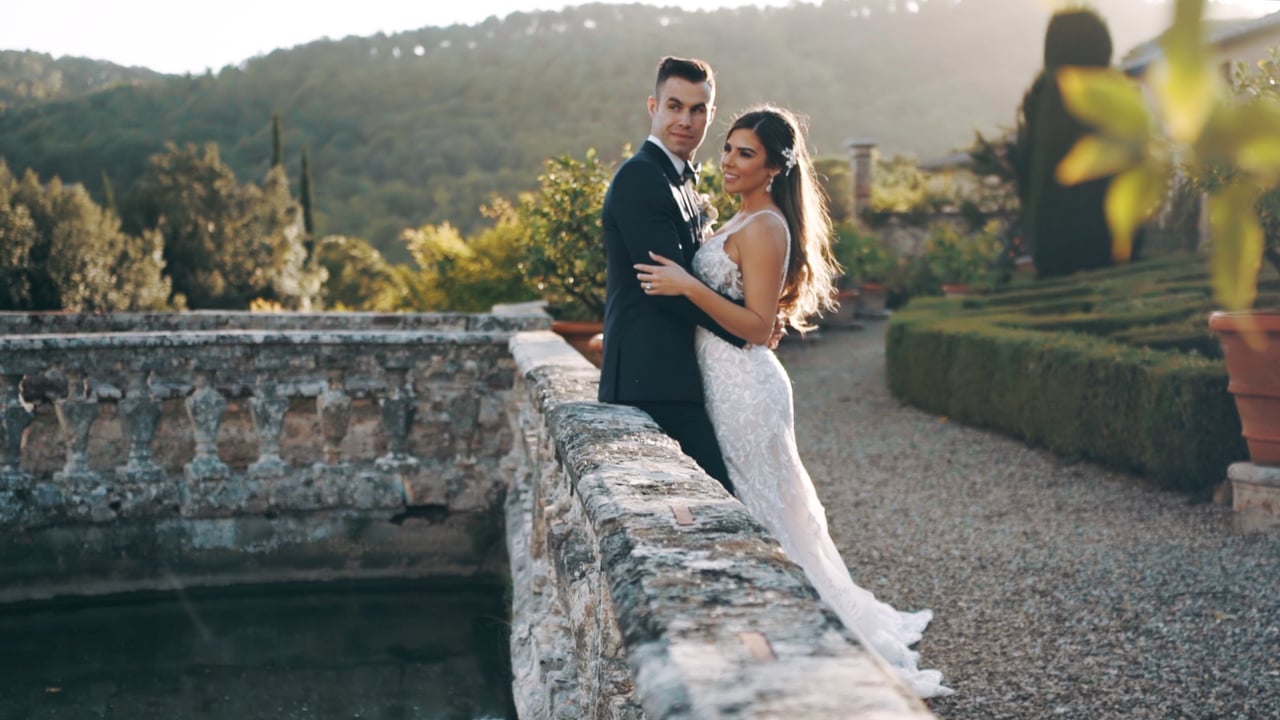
766 174 776 192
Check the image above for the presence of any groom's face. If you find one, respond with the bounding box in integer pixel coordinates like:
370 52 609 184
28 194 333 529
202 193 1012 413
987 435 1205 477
647 77 715 161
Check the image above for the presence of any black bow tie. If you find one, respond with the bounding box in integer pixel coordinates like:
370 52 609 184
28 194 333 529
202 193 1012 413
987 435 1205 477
681 162 700 185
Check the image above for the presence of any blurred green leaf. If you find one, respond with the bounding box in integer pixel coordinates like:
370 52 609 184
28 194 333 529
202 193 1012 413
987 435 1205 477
1155 0 1218 143
1104 163 1167 263
1058 67 1152 142
1231 102 1280 179
1208 183 1264 310
1057 135 1141 185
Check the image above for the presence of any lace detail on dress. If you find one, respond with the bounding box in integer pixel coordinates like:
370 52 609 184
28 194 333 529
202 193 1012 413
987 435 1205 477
692 210 952 698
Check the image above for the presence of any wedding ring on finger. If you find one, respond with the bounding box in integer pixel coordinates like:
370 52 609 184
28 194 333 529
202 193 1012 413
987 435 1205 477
644 282 653 291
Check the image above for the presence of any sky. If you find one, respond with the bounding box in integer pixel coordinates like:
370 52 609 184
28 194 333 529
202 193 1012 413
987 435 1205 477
3 0 1277 76
0 0 798 75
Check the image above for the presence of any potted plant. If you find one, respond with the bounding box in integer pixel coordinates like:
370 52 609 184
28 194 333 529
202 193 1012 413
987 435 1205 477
516 149 614 365
1055 0 1280 480
922 220 1004 297
833 223 894 318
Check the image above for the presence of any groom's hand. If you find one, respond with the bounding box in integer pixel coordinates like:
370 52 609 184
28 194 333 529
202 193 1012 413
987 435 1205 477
767 314 786 350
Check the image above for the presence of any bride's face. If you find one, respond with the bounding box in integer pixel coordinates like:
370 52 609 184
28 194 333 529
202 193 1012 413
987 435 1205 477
720 128 775 196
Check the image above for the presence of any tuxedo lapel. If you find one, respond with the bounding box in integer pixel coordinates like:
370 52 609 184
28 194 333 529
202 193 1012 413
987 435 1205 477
640 141 701 263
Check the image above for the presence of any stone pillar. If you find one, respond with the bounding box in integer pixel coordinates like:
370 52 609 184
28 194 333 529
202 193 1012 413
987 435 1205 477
118 370 163 480
847 138 877 227
184 370 229 482
0 373 32 491
116 368 166 513
364 364 413 509
248 377 290 480
182 368 243 516
311 367 354 508
376 366 417 473
317 369 352 467
0 373 33 525
55 368 109 521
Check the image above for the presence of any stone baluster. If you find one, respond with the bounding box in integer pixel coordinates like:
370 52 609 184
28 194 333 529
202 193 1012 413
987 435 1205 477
317 369 352 466
248 376 290 479
54 368 100 482
117 369 164 482
0 373 34 525
116 367 166 515
376 366 417 472
0 373 33 490
183 369 229 483
364 364 413 509
311 367 353 509
55 367 110 521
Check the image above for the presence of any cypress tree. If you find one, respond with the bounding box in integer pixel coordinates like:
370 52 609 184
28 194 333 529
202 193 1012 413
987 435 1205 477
101 171 117 216
300 147 315 237
1023 8 1115 278
271 112 283 168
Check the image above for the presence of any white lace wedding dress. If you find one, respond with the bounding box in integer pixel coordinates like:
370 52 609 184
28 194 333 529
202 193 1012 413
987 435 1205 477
693 209 953 698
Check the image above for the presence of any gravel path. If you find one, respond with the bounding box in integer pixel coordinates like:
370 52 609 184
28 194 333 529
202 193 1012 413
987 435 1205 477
776 322 1280 720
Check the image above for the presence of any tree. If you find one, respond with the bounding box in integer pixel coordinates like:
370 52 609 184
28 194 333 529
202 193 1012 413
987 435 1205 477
314 234 395 310
515 149 612 320
271 111 283 168
126 142 318 309
300 146 316 239
1023 7 1117 278
0 161 170 311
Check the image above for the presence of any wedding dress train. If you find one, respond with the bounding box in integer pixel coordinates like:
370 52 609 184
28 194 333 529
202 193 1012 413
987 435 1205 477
692 210 952 698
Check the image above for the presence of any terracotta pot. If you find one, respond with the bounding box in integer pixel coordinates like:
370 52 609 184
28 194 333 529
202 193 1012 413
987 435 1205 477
856 282 888 317
551 320 605 368
1209 311 1280 466
822 288 862 328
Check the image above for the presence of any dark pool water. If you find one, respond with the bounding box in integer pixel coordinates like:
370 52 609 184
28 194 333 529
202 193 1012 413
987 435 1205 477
0 580 515 720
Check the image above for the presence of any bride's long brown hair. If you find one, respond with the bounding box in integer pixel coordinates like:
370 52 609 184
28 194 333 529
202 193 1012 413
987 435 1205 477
727 105 839 331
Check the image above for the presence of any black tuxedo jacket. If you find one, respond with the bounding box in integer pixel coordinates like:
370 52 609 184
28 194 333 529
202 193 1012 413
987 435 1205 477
598 140 745 404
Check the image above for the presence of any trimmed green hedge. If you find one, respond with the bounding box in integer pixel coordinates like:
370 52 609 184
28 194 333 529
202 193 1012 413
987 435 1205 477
886 298 1246 495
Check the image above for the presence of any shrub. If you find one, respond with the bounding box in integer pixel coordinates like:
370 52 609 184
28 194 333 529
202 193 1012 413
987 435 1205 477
832 223 892 285
922 220 1004 289
515 149 613 320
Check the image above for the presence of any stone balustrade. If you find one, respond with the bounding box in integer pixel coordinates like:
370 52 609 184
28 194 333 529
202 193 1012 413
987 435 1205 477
0 310 547 601
505 331 938 720
2 310 940 717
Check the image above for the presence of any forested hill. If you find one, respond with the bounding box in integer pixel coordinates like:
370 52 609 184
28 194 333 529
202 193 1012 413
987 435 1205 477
0 0 1175 259
0 51 165 110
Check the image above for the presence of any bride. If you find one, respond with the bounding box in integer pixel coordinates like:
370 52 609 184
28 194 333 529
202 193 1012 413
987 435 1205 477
635 105 952 698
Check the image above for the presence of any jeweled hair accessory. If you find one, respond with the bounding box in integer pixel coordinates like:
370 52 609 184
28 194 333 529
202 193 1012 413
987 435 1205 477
781 146 798 176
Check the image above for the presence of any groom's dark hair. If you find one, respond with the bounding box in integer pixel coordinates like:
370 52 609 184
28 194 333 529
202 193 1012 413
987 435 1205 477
654 56 715 98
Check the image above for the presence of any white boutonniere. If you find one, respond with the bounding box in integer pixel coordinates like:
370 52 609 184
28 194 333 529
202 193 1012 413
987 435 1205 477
695 192 718 239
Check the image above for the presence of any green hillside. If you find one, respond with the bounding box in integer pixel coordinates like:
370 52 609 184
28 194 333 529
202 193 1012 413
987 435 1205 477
0 0 1175 260
0 51 165 110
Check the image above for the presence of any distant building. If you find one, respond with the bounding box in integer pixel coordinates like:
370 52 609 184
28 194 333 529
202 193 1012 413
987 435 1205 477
1120 10 1280 78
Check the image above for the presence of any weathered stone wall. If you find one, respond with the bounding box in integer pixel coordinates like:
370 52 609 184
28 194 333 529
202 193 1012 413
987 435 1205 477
504 331 938 719
0 311 548 602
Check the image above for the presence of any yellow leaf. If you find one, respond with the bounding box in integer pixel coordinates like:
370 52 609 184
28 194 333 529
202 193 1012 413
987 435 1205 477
1230 100 1280 178
1105 164 1168 263
1155 0 1219 143
1058 67 1152 142
1237 136 1280 176
1057 136 1140 185
1208 184 1264 310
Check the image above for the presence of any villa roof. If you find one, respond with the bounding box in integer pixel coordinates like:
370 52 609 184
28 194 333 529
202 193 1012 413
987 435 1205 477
1120 10 1280 76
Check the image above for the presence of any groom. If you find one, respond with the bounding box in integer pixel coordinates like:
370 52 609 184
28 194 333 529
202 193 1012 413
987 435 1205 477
598 56 747 493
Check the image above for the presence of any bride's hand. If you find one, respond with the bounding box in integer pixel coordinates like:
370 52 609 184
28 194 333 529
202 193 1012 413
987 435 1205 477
635 252 698 296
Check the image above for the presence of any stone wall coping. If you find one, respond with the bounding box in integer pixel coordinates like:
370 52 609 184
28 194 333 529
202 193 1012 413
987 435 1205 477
0 310 551 335
510 330 936 718
0 328 517 352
